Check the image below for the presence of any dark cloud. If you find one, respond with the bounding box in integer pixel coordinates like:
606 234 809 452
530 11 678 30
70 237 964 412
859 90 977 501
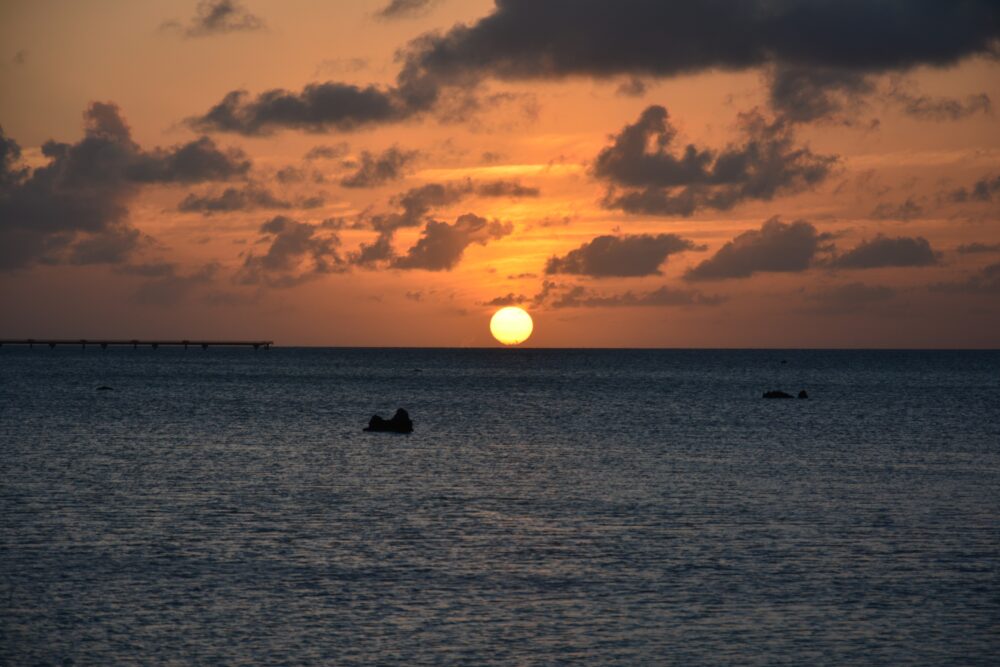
957 242 1000 254
547 284 723 309
189 84 412 136
350 234 396 267
616 77 648 97
930 262 1000 294
167 0 264 38
304 143 350 160
0 103 249 271
399 0 1000 114
391 213 512 271
871 197 923 221
178 185 292 214
484 292 528 306
685 217 833 281
767 65 874 123
237 216 345 287
475 180 539 197
370 182 469 234
407 1 1000 80
948 175 1000 203
132 262 220 305
0 126 28 187
353 179 539 264
300 195 326 209
546 233 702 277
830 235 940 269
375 0 439 20
193 1 1000 134
595 106 836 216
888 79 992 121
806 282 895 313
126 136 251 183
340 146 419 188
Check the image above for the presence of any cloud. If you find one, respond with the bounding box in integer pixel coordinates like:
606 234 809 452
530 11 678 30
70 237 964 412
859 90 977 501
544 284 723 309
375 0 439 20
888 79 992 121
806 282 895 313
0 102 249 271
767 65 875 124
474 180 539 197
350 233 396 266
595 106 836 216
616 77 648 97
192 1 1000 134
304 143 350 160
391 213 512 271
546 233 702 277
871 197 923 221
948 175 1000 203
830 235 940 269
340 146 419 188
484 292 528 306
352 178 540 264
929 262 1000 294
178 184 292 214
189 84 412 135
957 242 1000 254
236 216 345 287
685 217 833 281
399 1 1000 114
167 0 264 38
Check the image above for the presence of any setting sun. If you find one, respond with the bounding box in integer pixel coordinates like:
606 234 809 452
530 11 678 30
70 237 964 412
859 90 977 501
490 307 534 345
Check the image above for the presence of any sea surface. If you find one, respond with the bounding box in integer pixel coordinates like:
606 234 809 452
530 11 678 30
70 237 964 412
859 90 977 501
1 347 998 665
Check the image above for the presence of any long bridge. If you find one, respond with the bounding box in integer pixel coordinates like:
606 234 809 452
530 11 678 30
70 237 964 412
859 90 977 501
0 339 273 350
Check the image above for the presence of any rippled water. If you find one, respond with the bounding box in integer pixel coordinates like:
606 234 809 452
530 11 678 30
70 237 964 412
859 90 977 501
1 348 998 664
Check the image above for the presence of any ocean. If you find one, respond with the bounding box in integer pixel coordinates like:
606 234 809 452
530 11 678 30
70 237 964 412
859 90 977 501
1 348 998 665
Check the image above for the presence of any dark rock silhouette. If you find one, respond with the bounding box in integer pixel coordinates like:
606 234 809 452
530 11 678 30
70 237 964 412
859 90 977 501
364 408 413 433
763 390 793 399
798 390 809 399
96 386 114 391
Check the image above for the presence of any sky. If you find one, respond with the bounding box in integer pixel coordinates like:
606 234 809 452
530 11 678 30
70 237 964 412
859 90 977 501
1 0 999 348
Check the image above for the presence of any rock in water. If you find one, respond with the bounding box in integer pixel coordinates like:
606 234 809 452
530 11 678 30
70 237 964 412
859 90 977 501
96 386 114 391
364 408 414 433
798 390 809 399
763 390 793 399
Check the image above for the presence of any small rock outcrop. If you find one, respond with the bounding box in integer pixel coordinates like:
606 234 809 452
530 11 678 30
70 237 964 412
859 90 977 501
763 390 793 399
364 408 413 434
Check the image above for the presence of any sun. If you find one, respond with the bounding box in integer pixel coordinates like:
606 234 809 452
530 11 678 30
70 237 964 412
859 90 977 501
490 307 534 346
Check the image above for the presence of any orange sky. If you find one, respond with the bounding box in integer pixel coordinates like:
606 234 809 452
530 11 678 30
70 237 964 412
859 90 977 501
1 0 999 347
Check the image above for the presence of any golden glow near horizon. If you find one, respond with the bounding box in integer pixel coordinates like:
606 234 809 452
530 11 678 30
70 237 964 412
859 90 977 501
490 307 534 345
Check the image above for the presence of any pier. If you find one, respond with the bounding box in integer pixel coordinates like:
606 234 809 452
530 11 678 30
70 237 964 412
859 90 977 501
0 339 273 350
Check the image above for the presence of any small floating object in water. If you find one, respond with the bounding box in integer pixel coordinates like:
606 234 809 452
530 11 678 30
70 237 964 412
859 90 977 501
96 386 114 391
798 390 809 399
763 390 793 399
364 408 413 433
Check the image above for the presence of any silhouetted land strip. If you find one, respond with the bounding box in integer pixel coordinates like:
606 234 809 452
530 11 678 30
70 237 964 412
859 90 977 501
0 339 273 350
